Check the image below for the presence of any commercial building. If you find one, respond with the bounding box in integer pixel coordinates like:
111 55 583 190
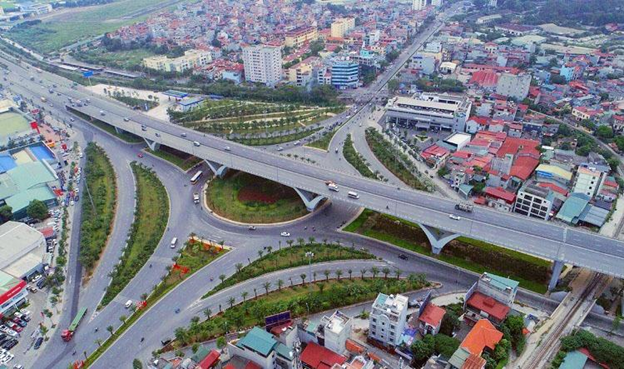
464 273 518 326
495 73 531 100
242 45 282 86
0 270 27 318
142 49 212 73
385 93 472 132
330 18 355 38
227 327 297 369
287 57 321 88
331 59 359 89
369 293 408 347
513 182 555 220
284 26 318 48
0 221 47 280
572 166 607 198
409 53 437 75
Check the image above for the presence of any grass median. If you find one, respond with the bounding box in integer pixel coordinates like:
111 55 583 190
100 163 169 307
205 171 308 223
345 210 551 294
204 240 376 298
343 133 378 179
79 143 117 275
146 146 202 171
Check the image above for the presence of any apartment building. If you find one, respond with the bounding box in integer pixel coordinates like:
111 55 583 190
369 293 408 347
573 166 607 198
284 26 318 48
513 182 555 220
331 59 359 89
287 57 321 87
412 0 427 10
330 18 355 38
142 49 212 73
385 93 472 132
495 73 531 100
318 310 352 354
409 53 437 75
242 45 282 86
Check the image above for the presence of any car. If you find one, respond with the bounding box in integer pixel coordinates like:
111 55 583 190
123 117 130 122
11 318 26 328
280 232 291 237
161 338 172 346
224 146 231 151
141 125 147 131
137 153 144 158
277 146 283 151
155 133 161 137
7 323 21 333
34 337 43 350
449 214 461 221
181 133 187 137
248 226 256 231
170 237 178 248
69 117 75 122
125 300 133 309
398 254 408 260
193 141 201 147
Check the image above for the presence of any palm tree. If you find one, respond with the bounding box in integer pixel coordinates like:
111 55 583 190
203 308 212 319
95 338 103 347
119 315 127 325
360 268 367 279
300 273 307 285
278 240 282 250
287 240 294 248
277 279 284 291
219 274 226 283
323 238 328 246
336 270 343 281
308 236 315 244
262 281 271 294
313 271 317 282
227 297 235 308
371 267 379 279
382 267 390 279
235 263 243 273
266 246 273 254
258 250 264 259
394 269 402 280
318 282 325 293
348 269 353 280
324 269 331 281
297 238 305 247
241 291 249 302
106 325 114 336
253 288 258 298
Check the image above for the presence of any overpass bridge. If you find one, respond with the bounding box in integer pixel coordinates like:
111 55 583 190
67 101 624 288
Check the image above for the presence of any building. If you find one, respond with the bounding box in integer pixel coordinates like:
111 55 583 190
301 342 346 369
18 2 52 15
142 49 212 73
0 160 59 220
410 53 437 75
178 97 204 112
417 303 446 336
484 187 516 212
318 311 352 354
0 221 47 280
242 45 282 86
226 327 297 369
412 0 427 10
448 319 503 369
513 182 555 220
0 104 39 150
369 293 408 347
495 73 531 100
573 166 607 198
464 273 518 326
330 18 355 38
0 270 27 318
331 59 359 90
287 57 321 88
284 26 318 48
385 93 472 132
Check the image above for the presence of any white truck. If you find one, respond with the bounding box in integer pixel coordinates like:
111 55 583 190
455 203 474 213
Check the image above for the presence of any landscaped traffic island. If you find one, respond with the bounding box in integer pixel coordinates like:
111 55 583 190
204 171 309 224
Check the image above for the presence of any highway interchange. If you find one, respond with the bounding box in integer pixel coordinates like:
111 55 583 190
0 2 621 367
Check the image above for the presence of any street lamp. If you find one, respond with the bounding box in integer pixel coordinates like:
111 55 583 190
305 251 314 289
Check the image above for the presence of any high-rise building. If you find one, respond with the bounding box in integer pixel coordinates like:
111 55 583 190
330 18 355 38
242 45 282 86
412 0 427 10
369 293 408 347
331 59 359 89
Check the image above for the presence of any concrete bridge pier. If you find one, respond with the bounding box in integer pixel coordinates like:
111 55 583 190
293 188 326 212
114 127 126 135
204 159 229 178
144 138 160 151
420 224 461 255
548 260 565 291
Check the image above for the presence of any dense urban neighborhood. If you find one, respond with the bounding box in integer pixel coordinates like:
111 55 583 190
0 0 623 369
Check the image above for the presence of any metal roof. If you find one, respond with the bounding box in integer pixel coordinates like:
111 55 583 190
0 221 45 271
236 327 276 357
556 193 590 224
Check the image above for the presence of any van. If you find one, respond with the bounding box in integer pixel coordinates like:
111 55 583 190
125 300 133 309
348 191 360 199
170 237 178 248
193 141 200 147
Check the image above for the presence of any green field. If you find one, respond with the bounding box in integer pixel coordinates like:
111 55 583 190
343 134 378 179
6 0 179 54
72 48 157 69
0 111 30 137
205 171 308 223
345 210 551 294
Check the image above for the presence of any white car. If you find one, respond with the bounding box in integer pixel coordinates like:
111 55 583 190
449 214 461 221
280 232 291 237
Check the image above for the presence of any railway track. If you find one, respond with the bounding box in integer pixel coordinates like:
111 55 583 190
520 273 607 369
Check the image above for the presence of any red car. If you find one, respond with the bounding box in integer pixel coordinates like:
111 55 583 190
8 322 22 333
137 153 144 158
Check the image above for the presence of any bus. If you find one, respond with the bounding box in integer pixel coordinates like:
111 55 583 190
190 171 203 185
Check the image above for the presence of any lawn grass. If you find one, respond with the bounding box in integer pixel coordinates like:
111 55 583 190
86 242 227 366
204 241 375 298
146 147 202 171
345 210 550 294
205 171 308 223
100 163 169 306
78 143 117 273
231 127 322 146
72 48 157 70
343 133 378 179
306 123 341 151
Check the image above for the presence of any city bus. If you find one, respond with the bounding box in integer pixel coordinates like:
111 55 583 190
190 170 203 185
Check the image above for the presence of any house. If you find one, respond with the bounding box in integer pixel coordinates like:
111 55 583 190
464 273 518 326
226 327 297 369
483 187 516 212
448 320 503 369
417 303 446 336
300 342 346 369
369 293 408 347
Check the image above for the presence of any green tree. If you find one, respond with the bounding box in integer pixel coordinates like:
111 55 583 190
27 199 49 221
0 205 12 223
216 336 227 349
440 310 460 336
133 359 143 369
411 334 435 361
596 125 614 139
434 334 460 358
388 79 400 92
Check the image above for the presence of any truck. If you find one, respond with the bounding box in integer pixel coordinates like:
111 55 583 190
61 307 88 342
455 203 474 213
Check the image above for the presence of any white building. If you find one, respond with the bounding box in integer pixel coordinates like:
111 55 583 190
412 0 427 10
369 293 408 347
330 18 355 38
385 93 472 132
432 0 443 6
142 49 212 73
242 45 283 86
227 327 298 369
319 310 352 354
410 53 437 75
573 166 607 198
495 73 531 100
0 221 47 280
513 182 555 220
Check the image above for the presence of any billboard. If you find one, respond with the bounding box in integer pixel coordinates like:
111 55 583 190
82 71 94 78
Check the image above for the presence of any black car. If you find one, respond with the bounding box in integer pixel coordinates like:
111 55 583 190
160 338 172 346
34 336 43 349
36 278 46 289
398 254 408 260
3 339 17 350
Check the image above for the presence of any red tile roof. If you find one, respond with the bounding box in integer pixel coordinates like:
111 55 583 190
301 342 347 369
462 353 487 369
510 155 539 181
461 319 503 356
469 71 499 88
497 137 540 158
484 187 516 203
418 303 446 327
197 350 221 369
537 182 568 196
467 292 511 322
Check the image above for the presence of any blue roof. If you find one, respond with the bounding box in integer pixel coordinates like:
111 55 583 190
560 350 588 369
556 193 590 224
236 327 276 357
